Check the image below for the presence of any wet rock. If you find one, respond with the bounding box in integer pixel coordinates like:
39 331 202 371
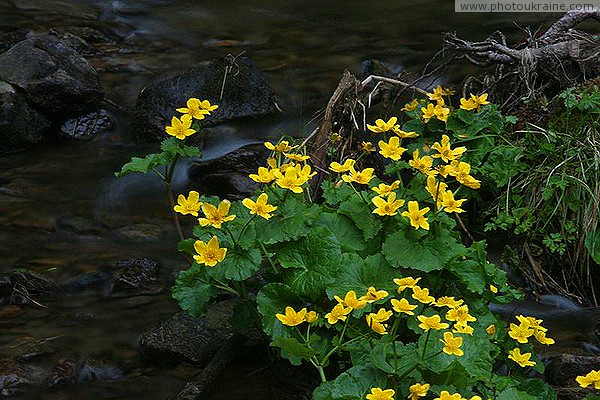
139 302 235 365
0 80 51 154
0 34 103 115
63 271 112 294
188 143 268 199
60 109 114 140
556 386 593 400
0 270 60 306
545 354 600 386
115 223 163 241
48 358 124 387
133 56 277 140
0 29 31 53
111 257 163 296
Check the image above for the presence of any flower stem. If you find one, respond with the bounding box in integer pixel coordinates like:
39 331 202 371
421 330 431 359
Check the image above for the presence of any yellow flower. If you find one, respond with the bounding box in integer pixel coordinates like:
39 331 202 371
392 126 419 138
402 99 419 111
165 114 196 140
412 286 436 304
435 391 464 400
249 167 276 183
408 383 430 400
431 135 466 163
367 117 398 133
325 303 352 324
372 193 405 216
330 159 356 173
378 136 407 161
489 284 498 294
417 314 449 331
533 330 555 345
305 311 318 323
362 141 376 153
193 236 227 267
176 98 208 120
421 104 436 122
367 308 392 323
284 153 310 162
576 370 600 389
368 320 388 335
372 181 400 197
264 140 295 152
360 287 389 302
393 276 421 292
440 191 466 213
295 163 317 181
173 191 202 216
460 93 489 112
508 321 534 344
427 86 454 104
446 305 476 325
198 99 219 113
426 176 448 208
409 150 436 176
434 104 450 122
242 193 277 219
447 161 481 189
276 306 307 327
435 296 464 308
329 132 343 143
486 324 496 335
391 298 417 315
516 315 547 332
342 167 374 185
366 387 395 400
402 201 430 230
198 200 236 228
508 348 536 367
441 331 464 356
334 290 367 310
460 97 478 111
272 167 307 193
453 322 474 336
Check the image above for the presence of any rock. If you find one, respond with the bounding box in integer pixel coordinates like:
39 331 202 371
48 358 124 387
0 80 51 154
0 34 103 115
0 29 31 53
60 109 113 140
556 386 594 399
0 270 60 306
134 56 277 140
188 143 268 199
139 302 235 365
63 271 112 294
545 354 600 386
115 223 163 241
111 257 162 295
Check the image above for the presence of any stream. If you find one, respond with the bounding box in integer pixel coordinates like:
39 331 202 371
0 1 574 398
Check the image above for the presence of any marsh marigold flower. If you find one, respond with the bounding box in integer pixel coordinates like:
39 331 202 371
446 305 476 325
441 331 464 356
242 193 277 219
193 236 227 267
372 193 405 216
391 298 417 315
448 161 481 189
174 191 202 216
362 141 376 153
435 296 464 308
272 167 308 193
330 159 356 173
435 391 464 400
165 114 196 140
409 149 436 176
366 387 395 400
367 117 398 133
402 99 419 111
576 370 600 389
378 136 407 161
412 286 435 304
393 276 421 292
198 200 236 228
372 181 400 197
176 98 208 120
453 322 474 335
431 135 466 163
264 140 295 153
305 311 318 323
402 201 430 230
434 104 450 122
325 303 352 324
334 290 367 310
392 126 419 138
276 306 307 326
198 99 219 113
284 153 310 162
360 287 389 302
508 348 536 367
417 314 449 331
421 104 437 122
486 324 496 335
249 167 276 183
460 93 489 111
342 167 374 185
508 321 534 344
408 383 429 400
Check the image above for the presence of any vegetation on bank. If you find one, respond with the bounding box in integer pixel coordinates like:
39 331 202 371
116 80 600 399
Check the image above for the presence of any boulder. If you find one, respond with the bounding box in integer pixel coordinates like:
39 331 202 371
0 34 103 115
133 56 277 140
60 109 113 140
0 81 51 154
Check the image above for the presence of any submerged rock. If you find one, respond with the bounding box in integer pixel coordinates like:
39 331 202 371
133 56 277 140
0 80 51 154
111 257 164 296
0 270 60 306
0 34 103 115
60 109 114 140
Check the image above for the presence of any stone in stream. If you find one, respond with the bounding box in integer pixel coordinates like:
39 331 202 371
110 257 165 297
0 270 60 306
0 80 51 154
188 143 269 199
59 109 114 140
0 34 104 115
133 56 278 141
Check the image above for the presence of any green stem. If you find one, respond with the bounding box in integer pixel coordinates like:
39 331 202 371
166 182 185 242
259 242 278 274
421 330 431 359
223 225 238 247
236 214 257 243
316 365 327 383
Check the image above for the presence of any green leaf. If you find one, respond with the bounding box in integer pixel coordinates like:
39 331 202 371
205 247 261 281
322 180 355 206
161 137 201 157
277 227 342 300
177 238 196 257
255 196 320 244
585 230 600 264
339 196 382 241
172 267 217 317
327 253 396 299
316 212 366 252
382 226 466 272
115 153 168 177
313 366 387 400
256 283 299 336
271 337 316 365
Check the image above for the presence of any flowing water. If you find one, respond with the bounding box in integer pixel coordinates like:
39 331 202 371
0 1 572 398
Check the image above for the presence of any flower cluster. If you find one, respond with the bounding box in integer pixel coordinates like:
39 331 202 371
166 98 219 139
506 314 555 367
